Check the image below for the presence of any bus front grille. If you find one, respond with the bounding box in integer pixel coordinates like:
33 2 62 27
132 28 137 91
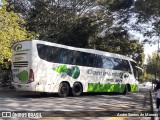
13 61 28 67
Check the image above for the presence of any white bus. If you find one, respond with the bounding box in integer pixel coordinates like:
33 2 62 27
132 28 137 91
11 40 141 97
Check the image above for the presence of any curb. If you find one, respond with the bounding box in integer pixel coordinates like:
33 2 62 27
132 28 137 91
150 90 159 120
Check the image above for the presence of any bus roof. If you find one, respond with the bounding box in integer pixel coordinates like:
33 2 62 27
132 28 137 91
13 40 136 62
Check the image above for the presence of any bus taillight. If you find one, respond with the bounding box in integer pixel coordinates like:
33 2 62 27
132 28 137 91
28 69 34 83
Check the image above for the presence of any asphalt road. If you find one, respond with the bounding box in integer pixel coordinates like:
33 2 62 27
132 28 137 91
0 86 152 120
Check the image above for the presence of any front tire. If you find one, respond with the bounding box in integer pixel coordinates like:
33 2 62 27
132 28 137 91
72 82 83 97
58 82 70 97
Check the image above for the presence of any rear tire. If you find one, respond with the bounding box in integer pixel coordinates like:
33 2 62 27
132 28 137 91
58 82 69 97
72 82 83 97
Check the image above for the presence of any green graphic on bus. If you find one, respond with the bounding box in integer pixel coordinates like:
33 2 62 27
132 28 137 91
16 70 28 82
53 65 80 79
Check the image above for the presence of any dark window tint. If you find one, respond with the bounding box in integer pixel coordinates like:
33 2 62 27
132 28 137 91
37 44 58 62
59 48 68 64
86 54 96 67
37 44 131 71
111 58 131 72
122 60 131 73
111 58 122 70
96 55 103 68
67 51 87 66
37 44 65 63
37 44 88 66
68 50 74 64
130 61 137 76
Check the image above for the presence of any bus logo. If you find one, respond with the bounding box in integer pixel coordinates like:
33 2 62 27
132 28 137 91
53 65 80 79
13 44 22 51
121 72 129 82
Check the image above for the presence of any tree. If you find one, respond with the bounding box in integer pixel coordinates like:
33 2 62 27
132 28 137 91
139 71 155 82
134 0 160 19
146 52 160 79
93 27 144 65
5 0 144 64
0 0 36 65
6 0 112 47
132 0 160 44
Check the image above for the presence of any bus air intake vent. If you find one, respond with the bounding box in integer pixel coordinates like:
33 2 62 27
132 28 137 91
13 61 28 67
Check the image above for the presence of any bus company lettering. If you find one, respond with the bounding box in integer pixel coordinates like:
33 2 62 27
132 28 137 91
87 69 111 76
13 43 29 52
87 69 122 77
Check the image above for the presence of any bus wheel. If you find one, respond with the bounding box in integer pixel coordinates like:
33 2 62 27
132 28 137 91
72 82 83 97
123 85 128 94
58 82 69 97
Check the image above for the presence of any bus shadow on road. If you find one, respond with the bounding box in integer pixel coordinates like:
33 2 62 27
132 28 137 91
16 92 60 98
81 92 125 96
0 90 129 98
17 92 125 98
0 89 151 112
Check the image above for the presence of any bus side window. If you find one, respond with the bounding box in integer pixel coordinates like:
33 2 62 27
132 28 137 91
37 44 47 60
59 48 67 64
112 58 122 70
87 54 95 67
74 51 84 66
96 55 103 68
122 60 131 73
111 58 131 73
130 61 138 77
82 53 88 66
49 46 59 63
68 51 75 65
102 56 114 69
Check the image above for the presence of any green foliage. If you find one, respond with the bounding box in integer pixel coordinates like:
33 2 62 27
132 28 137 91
146 52 160 78
88 27 144 65
57 17 99 48
135 0 160 18
5 0 144 64
12 0 112 48
139 71 154 82
0 0 36 64
134 0 160 43
139 52 160 82
107 0 134 11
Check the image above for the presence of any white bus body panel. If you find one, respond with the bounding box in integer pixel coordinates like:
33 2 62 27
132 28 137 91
12 41 36 91
11 40 139 93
